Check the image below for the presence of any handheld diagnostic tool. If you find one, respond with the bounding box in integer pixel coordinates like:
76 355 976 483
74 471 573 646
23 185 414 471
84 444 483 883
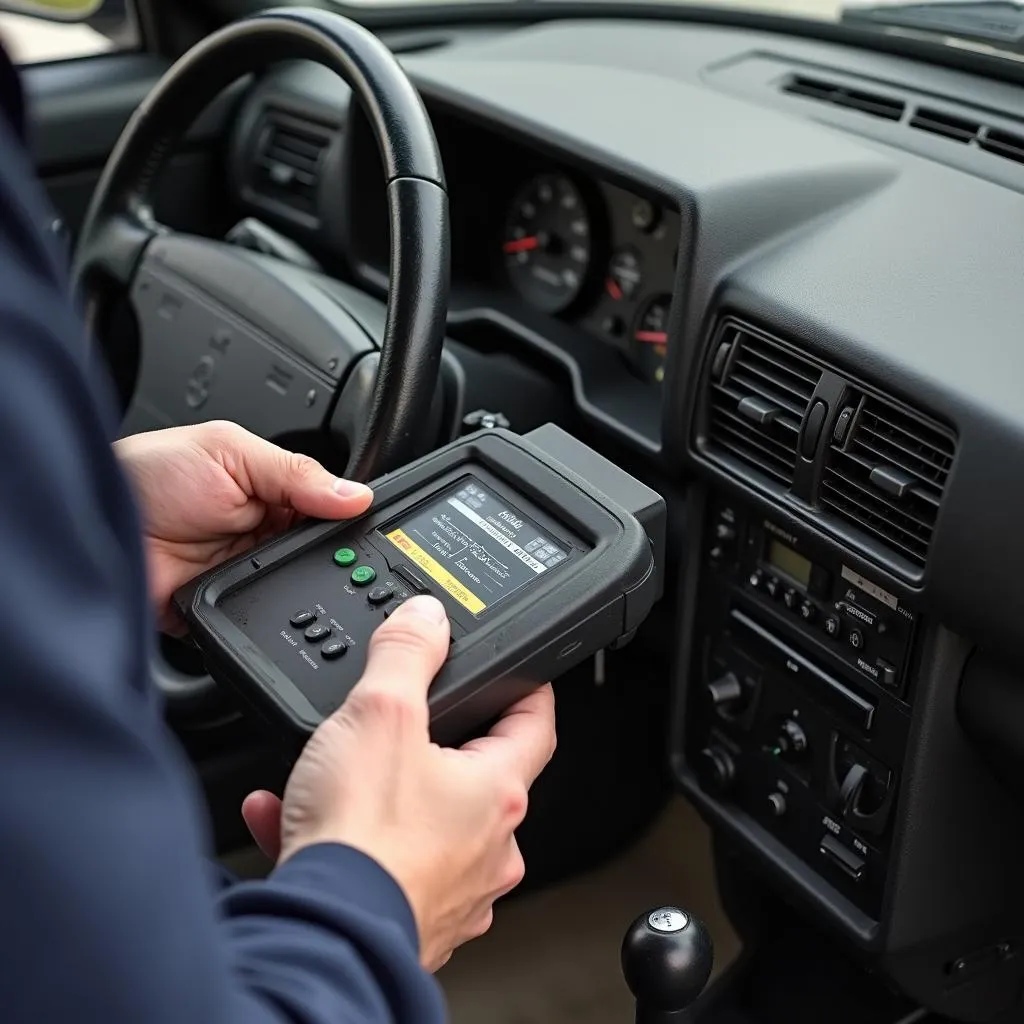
175 425 665 750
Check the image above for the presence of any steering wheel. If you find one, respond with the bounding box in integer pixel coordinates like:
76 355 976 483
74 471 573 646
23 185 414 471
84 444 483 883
73 6 449 483
71 7 450 718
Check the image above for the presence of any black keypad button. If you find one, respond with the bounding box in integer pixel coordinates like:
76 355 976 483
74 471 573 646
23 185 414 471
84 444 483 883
304 623 331 641
824 613 841 638
289 610 316 627
848 628 864 651
321 638 347 659
383 601 405 619
368 584 395 606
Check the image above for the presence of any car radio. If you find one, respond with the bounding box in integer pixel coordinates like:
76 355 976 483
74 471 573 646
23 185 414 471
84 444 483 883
175 425 665 753
685 492 918 920
712 505 917 698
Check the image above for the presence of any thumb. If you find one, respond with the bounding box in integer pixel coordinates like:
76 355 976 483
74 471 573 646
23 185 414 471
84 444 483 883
230 429 373 520
345 596 450 725
241 790 283 862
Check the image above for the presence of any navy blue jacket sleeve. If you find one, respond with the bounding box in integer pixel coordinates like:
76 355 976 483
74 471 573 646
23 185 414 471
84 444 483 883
0 55 446 1024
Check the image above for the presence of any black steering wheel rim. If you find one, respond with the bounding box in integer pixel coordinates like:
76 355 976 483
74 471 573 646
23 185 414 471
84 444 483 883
72 7 450 720
73 5 450 483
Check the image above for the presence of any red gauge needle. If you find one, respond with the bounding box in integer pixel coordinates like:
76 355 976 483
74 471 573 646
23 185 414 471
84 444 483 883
503 236 540 254
635 330 669 344
605 277 623 301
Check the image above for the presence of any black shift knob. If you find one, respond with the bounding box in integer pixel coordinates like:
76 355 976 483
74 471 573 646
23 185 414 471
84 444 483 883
622 907 714 1022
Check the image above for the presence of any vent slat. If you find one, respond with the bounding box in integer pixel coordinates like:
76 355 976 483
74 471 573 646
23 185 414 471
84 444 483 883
861 404 954 459
781 74 906 121
851 435 948 489
712 407 801 460
737 346 820 392
821 487 929 564
822 392 955 569
704 321 823 490
733 356 816 407
711 417 795 482
251 111 335 214
710 383 803 433
825 462 935 533
728 371 807 418
909 108 980 144
979 128 1024 164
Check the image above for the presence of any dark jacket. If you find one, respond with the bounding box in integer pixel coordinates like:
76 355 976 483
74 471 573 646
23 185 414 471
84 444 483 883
0 45 446 1024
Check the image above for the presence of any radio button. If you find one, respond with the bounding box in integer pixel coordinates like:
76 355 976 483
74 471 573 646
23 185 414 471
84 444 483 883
824 613 842 638
876 659 897 688
799 601 817 623
848 628 865 651
765 576 782 599
783 588 799 610
748 569 765 590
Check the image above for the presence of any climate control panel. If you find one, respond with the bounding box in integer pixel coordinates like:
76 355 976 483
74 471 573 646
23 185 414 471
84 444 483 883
685 493 916 920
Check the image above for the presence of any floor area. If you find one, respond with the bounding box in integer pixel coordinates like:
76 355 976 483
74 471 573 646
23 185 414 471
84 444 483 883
221 795 741 1024
438 797 741 1024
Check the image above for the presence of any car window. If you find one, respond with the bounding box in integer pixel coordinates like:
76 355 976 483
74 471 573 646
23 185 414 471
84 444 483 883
0 0 138 65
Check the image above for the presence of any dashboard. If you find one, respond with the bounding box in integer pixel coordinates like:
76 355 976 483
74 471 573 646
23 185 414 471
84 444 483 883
225 16 1024 1021
342 104 682 389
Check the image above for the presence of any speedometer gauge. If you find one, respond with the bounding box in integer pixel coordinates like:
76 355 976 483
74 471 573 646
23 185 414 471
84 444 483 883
502 173 591 314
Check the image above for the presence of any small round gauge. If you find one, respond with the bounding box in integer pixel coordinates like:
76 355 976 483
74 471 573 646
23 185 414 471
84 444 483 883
502 173 592 314
605 247 643 301
630 198 661 234
632 294 673 384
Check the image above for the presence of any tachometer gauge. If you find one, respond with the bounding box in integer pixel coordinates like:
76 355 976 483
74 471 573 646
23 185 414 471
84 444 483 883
631 294 673 384
503 173 591 314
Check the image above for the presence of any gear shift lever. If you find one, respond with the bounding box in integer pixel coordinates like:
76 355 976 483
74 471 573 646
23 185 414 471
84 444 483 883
621 907 714 1023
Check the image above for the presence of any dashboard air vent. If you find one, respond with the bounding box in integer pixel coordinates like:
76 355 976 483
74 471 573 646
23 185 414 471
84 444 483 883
978 127 1024 164
705 322 823 488
250 109 336 215
780 74 906 121
909 107 980 144
822 393 956 569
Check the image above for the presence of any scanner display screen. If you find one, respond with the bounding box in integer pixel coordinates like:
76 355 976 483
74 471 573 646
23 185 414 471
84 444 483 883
382 477 570 615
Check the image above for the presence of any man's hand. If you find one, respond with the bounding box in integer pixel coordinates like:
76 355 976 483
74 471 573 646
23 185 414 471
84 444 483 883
114 422 372 632
241 596 557 972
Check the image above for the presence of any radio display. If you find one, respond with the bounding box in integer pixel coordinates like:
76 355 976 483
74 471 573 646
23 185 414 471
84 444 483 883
767 538 812 588
381 477 572 616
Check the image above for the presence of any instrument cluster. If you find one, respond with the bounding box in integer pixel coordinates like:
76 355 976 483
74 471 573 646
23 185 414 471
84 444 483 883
499 171 681 386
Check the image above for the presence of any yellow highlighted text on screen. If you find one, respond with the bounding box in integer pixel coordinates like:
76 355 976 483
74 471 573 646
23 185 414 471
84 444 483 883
386 529 487 615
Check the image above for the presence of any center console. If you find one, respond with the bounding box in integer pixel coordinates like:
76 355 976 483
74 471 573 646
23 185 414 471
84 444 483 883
682 490 917 921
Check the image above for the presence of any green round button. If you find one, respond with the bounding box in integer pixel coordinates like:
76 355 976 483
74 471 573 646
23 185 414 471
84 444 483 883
350 565 376 586
333 547 357 567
